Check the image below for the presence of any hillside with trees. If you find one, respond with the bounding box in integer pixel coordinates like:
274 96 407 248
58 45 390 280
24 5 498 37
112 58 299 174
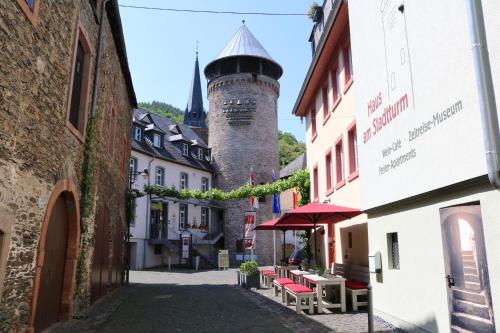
279 131 306 168
139 101 184 123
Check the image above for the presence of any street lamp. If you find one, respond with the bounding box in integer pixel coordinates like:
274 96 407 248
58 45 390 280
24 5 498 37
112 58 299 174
126 168 149 285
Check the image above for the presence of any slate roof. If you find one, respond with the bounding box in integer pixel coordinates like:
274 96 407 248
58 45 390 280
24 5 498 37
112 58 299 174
280 153 307 179
131 109 212 172
183 53 206 128
205 23 283 74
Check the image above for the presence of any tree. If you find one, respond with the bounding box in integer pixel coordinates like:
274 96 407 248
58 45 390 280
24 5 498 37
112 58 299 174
279 131 306 168
138 101 184 123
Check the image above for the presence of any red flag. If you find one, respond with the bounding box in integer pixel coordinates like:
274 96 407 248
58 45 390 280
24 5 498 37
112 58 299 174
292 187 299 209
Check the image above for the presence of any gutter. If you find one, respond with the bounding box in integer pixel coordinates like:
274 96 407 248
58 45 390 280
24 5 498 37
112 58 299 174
466 0 500 190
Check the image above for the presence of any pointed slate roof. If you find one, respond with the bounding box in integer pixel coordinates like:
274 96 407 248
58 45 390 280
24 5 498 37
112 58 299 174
183 53 206 128
205 23 282 76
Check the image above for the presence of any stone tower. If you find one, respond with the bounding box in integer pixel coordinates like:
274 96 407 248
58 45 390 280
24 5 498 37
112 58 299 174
184 52 207 128
204 23 282 265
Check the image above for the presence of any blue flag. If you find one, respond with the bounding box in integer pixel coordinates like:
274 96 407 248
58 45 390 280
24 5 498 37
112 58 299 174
272 169 281 214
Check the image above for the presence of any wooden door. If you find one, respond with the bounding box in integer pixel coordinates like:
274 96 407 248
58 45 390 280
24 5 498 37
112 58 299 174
34 195 68 332
91 208 109 303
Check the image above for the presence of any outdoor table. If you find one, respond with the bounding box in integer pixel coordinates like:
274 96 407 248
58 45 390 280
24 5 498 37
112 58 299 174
289 270 309 284
275 265 299 278
302 274 346 313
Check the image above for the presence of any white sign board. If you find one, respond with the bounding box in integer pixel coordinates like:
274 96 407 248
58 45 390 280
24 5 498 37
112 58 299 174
348 0 500 209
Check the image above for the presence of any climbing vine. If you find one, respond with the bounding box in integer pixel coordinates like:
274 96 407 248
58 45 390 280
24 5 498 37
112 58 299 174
144 168 310 203
75 111 100 304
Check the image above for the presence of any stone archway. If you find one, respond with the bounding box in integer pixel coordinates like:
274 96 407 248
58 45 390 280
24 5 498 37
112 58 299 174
29 179 80 333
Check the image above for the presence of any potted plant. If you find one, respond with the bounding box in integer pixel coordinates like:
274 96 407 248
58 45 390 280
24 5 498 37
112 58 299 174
315 264 324 276
298 231 312 271
239 260 260 289
191 248 200 271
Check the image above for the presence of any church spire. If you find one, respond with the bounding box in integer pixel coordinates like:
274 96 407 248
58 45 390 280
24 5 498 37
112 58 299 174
183 51 206 128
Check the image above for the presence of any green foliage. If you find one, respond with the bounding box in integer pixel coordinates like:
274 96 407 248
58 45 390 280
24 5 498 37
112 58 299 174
240 260 259 276
307 2 319 19
279 131 306 168
298 231 312 263
191 248 200 257
139 101 184 123
144 169 310 202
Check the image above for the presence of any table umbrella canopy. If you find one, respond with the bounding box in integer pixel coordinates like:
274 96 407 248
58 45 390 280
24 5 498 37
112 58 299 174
276 202 362 225
254 218 315 231
275 202 363 265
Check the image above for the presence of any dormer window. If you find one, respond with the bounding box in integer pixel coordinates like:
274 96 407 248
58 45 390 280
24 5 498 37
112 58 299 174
205 149 211 161
153 133 162 148
134 127 143 141
198 148 203 160
182 143 189 156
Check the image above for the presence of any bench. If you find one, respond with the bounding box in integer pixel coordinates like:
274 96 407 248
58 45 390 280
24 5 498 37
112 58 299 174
284 283 315 314
273 278 295 302
332 263 369 311
260 269 277 288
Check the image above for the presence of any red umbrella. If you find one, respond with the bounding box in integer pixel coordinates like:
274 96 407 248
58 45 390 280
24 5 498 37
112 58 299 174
254 218 315 263
276 202 362 265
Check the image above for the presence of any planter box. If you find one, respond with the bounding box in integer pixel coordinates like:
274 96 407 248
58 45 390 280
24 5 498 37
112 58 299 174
239 272 260 289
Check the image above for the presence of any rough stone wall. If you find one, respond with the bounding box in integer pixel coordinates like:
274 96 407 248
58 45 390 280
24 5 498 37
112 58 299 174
0 1 133 331
207 73 281 265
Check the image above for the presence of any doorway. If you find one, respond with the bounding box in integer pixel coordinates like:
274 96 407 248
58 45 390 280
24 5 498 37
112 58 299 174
440 203 495 332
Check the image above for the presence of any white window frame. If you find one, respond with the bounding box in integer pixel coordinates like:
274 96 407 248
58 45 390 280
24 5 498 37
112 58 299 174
153 133 161 148
201 177 209 192
198 148 203 160
182 143 189 156
156 167 165 186
179 204 187 230
134 127 142 141
180 172 188 190
129 157 138 182
201 207 209 227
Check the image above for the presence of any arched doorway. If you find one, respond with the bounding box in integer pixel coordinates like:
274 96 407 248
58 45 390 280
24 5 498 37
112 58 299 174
29 180 80 333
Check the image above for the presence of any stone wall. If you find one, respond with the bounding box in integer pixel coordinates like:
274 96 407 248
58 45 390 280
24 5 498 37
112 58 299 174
0 1 134 331
207 73 281 265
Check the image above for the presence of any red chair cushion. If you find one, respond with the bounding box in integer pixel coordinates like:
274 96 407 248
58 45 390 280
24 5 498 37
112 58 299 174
262 271 276 276
285 283 314 294
260 270 275 275
274 278 294 286
346 280 368 290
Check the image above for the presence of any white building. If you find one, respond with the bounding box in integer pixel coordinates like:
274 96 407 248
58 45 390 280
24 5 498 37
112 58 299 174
349 1 500 332
129 109 224 269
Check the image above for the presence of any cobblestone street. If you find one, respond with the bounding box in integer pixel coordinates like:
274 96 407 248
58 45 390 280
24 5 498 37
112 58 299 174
49 269 401 333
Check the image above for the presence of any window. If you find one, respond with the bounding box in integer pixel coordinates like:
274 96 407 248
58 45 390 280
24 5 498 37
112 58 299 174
108 108 117 155
67 25 91 140
344 43 353 84
153 133 162 148
388 233 400 270
155 167 165 186
179 204 188 230
205 149 211 161
201 177 209 192
201 207 209 232
311 107 317 141
182 143 189 156
347 123 359 179
198 148 204 160
16 0 40 26
313 165 319 201
180 173 188 190
335 138 345 188
129 157 138 183
154 244 162 255
322 82 329 120
325 150 333 193
332 66 341 106
133 127 143 141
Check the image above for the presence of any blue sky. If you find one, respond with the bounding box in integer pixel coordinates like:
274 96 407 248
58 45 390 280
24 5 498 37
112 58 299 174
119 0 315 142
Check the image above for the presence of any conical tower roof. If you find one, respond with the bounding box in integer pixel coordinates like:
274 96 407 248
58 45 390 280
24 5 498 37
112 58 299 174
204 23 282 79
184 52 206 128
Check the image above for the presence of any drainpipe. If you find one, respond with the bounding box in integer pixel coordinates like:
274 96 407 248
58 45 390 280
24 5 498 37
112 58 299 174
89 0 111 117
466 0 500 190
142 154 155 269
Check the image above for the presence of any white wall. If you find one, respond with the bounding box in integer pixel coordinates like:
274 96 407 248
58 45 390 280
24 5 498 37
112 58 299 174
130 150 213 269
368 184 500 332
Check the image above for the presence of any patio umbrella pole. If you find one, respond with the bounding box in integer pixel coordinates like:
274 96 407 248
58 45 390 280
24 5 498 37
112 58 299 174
313 218 318 268
273 230 276 267
282 230 286 263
